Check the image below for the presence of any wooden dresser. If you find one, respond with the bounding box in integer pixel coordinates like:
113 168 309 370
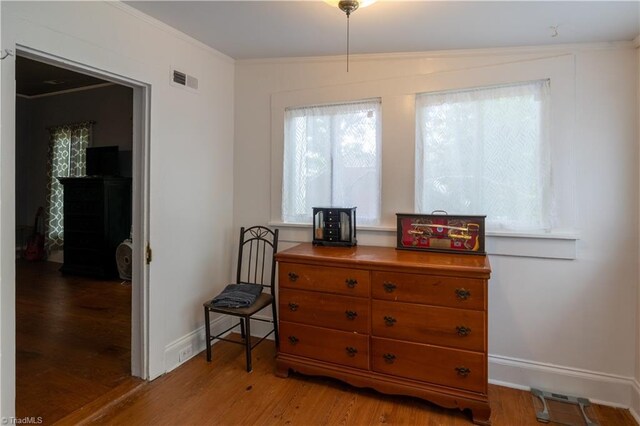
275 243 491 425
59 176 131 278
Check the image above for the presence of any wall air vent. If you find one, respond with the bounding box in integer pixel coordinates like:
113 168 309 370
171 69 199 92
172 70 187 86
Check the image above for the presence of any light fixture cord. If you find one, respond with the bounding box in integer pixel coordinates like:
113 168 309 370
346 13 350 72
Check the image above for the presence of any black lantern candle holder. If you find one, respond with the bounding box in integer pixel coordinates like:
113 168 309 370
312 207 357 247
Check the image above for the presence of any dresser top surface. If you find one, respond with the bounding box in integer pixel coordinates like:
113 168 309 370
276 243 490 276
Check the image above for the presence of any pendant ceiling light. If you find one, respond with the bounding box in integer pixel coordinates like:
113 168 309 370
325 0 377 72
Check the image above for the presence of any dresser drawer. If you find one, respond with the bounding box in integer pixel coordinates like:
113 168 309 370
279 263 370 297
279 321 369 370
64 231 104 250
372 300 484 351
371 337 485 393
280 289 369 333
323 229 340 238
63 214 104 233
372 271 485 310
324 212 341 222
64 198 103 215
64 248 102 266
64 183 103 201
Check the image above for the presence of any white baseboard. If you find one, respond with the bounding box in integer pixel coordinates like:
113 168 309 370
164 315 233 373
489 354 637 411
630 378 640 424
164 314 275 373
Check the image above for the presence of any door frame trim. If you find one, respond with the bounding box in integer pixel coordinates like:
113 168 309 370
16 45 151 379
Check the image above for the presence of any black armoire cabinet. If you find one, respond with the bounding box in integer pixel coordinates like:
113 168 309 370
59 177 131 278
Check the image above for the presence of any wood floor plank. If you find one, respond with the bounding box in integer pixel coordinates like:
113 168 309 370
16 260 638 425
16 260 132 425
90 338 638 425
54 378 145 426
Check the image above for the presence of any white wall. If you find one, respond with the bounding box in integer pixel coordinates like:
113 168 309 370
234 45 639 407
1 1 235 417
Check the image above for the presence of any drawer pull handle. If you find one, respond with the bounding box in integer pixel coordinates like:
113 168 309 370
456 325 471 336
383 316 397 327
345 310 358 320
455 288 471 300
345 278 358 288
383 353 396 364
345 346 358 357
455 366 471 377
288 336 299 345
383 282 397 293
288 272 299 282
288 302 299 312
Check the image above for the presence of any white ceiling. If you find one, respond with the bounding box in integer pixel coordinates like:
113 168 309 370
125 1 640 60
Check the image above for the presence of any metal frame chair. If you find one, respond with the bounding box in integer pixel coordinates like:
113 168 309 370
203 226 279 372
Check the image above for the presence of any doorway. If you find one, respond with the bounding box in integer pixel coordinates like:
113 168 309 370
14 52 148 422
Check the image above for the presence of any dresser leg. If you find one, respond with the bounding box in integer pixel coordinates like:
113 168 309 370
469 402 491 425
275 361 290 378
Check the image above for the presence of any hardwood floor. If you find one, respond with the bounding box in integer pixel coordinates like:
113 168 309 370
15 260 637 425
90 338 637 426
16 260 135 425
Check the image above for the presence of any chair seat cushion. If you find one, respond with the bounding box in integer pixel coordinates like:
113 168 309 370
205 292 273 316
210 283 262 308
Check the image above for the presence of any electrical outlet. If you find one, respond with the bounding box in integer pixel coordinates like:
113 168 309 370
178 344 193 363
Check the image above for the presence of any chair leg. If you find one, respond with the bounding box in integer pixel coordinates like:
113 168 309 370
204 307 212 362
271 298 279 349
240 318 246 339
245 316 252 372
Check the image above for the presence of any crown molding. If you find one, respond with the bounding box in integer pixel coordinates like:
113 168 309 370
237 40 637 66
17 82 116 99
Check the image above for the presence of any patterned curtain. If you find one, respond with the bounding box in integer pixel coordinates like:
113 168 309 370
45 122 93 251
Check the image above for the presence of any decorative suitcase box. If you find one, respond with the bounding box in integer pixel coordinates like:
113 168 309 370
312 207 357 247
396 213 486 255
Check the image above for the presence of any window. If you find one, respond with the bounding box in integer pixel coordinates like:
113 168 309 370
415 80 551 231
283 100 381 225
45 122 93 251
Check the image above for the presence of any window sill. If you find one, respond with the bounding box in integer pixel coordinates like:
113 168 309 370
268 221 578 260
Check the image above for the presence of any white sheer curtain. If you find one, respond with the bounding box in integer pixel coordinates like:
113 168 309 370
415 80 551 231
283 100 381 224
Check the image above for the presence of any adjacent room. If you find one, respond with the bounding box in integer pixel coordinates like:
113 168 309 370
0 1 639 425
14 56 137 422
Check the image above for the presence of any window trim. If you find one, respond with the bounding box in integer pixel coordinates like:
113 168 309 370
414 79 552 232
270 54 577 258
268 220 578 260
271 86 391 228
282 99 382 225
